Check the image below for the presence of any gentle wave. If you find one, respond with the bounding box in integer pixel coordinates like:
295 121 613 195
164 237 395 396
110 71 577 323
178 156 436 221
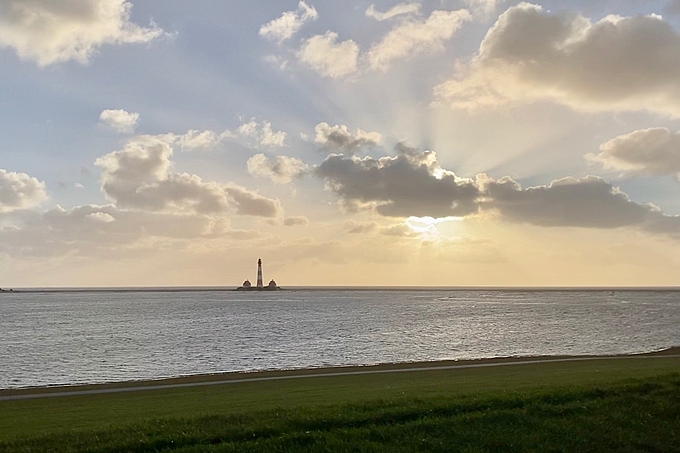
1 289 679 389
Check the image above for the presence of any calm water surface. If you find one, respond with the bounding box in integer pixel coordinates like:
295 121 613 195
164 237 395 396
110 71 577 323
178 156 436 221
1 289 679 389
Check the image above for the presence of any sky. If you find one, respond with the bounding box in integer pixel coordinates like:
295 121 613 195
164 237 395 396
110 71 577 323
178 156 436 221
3 0 680 287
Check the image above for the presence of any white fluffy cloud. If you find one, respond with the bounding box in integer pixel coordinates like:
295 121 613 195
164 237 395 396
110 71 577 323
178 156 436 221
0 0 164 66
587 128 680 177
298 31 359 78
98 109 139 133
273 5 468 77
178 129 222 152
146 122 284 153
259 1 317 43
247 153 310 184
0 169 48 213
436 3 680 116
365 3 421 21
95 135 282 217
172 122 282 152
315 123 382 154
367 9 471 71
237 121 287 148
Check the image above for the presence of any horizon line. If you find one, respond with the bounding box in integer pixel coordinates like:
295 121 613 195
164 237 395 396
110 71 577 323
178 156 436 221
3 285 680 293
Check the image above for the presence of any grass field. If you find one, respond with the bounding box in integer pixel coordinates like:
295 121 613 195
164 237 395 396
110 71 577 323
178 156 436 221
1 356 679 452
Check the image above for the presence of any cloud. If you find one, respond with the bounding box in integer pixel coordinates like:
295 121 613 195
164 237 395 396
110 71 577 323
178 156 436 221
380 223 421 237
161 122 283 153
0 0 164 66
95 135 282 217
342 220 378 234
0 169 48 213
168 122 282 152
436 3 680 116
237 120 287 148
314 122 382 154
481 174 680 237
224 186 283 217
283 216 309 226
247 153 310 184
315 143 680 237
587 128 680 177
259 1 318 43
0 204 248 258
463 0 506 17
98 109 139 133
482 175 660 229
365 3 421 21
97 119 285 155
315 143 480 217
665 0 680 15
86 211 116 223
367 9 471 71
178 129 222 152
298 31 359 78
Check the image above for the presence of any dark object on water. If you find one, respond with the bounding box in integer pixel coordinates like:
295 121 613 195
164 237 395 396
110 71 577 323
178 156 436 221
236 284 280 291
237 259 280 291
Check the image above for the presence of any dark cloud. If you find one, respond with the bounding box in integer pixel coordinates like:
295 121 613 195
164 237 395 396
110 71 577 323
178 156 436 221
483 176 654 229
315 144 480 217
588 128 680 177
247 153 309 184
316 144 680 237
314 123 382 155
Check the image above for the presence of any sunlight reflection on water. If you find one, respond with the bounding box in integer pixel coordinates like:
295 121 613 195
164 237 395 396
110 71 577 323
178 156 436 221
1 289 678 388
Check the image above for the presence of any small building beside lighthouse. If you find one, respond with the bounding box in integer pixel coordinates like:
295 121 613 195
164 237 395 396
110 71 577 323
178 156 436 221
237 259 280 291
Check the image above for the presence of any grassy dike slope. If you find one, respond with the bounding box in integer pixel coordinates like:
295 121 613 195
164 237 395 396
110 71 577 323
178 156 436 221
1 354 679 452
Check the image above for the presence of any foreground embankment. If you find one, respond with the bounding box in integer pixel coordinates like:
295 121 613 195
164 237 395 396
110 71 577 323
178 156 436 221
0 351 678 452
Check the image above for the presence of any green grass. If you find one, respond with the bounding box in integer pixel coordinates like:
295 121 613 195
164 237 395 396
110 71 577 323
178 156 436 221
1 358 679 452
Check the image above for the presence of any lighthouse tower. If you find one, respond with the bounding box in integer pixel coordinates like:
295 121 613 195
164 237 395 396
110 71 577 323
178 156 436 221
237 258 279 291
256 258 263 288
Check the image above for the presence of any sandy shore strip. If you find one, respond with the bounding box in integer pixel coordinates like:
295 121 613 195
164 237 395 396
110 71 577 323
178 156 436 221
2 347 679 401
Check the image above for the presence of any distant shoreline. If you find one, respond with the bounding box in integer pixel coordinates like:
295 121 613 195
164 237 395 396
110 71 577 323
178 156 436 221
4 286 680 294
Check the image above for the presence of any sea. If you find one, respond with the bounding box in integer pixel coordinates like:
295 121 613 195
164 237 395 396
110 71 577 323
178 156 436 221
1 288 679 390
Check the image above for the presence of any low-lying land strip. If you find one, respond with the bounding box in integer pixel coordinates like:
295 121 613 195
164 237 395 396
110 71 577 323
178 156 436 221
3 348 679 401
0 350 678 452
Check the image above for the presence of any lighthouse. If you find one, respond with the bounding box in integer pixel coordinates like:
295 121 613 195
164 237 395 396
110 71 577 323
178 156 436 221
236 259 280 291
